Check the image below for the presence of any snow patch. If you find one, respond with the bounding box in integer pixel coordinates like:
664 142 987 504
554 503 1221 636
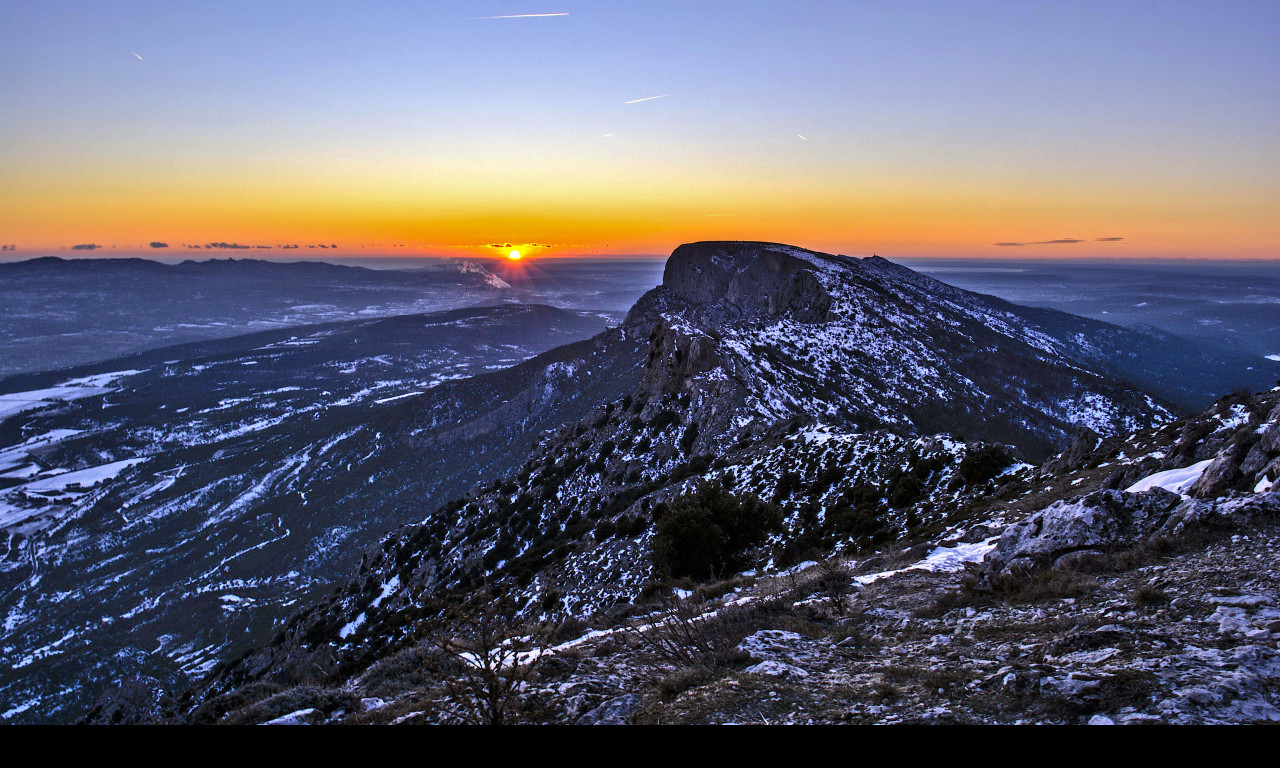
1125 459 1214 494
339 576 400 639
0 369 144 421
854 537 999 586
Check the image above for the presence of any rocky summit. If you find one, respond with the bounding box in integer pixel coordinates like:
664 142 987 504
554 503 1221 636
46 242 1280 725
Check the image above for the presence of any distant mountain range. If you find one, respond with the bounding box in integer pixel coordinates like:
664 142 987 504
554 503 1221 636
0 256 663 378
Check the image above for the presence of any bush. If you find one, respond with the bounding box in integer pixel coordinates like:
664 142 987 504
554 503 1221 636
649 410 681 433
958 445 1013 485
428 590 557 725
223 685 362 725
886 473 923 509
359 644 442 698
825 485 888 543
620 590 774 672
650 482 783 581
1131 583 1171 610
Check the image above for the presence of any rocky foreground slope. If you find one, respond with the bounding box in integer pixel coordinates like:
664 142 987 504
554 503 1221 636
125 242 1280 725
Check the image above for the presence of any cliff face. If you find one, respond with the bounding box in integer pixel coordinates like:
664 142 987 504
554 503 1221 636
658 241 835 323
624 241 1180 462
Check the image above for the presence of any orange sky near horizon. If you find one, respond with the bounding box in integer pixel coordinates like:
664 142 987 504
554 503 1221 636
5 160 1276 260
2 3 1276 262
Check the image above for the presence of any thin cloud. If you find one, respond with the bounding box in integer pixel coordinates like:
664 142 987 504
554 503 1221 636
461 242 582 255
478 12 569 19
624 94 668 104
993 237 1126 247
149 241 169 248
484 242 561 250
993 239 1084 247
71 243 101 250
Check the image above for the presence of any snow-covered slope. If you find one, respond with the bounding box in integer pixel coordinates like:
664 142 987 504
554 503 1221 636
0 304 622 723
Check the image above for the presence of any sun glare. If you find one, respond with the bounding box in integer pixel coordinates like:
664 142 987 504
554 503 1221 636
508 250 521 260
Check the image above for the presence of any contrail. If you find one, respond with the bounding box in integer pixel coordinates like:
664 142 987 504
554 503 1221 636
624 94 668 104
797 134 808 141
601 133 616 137
132 52 143 60
479 13 569 18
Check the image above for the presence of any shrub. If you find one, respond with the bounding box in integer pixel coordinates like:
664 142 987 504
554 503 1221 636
620 589 775 671
223 685 362 725
1131 583 1171 610
825 485 888 543
886 473 923 509
650 482 783 581
771 470 802 504
359 644 441 698
649 409 681 433
428 590 557 725
958 445 1013 485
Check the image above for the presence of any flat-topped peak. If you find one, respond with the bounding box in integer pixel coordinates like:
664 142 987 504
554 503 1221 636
669 241 854 273
661 241 838 322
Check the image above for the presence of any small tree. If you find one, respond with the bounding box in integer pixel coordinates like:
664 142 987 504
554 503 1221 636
650 482 783 581
958 445 1014 485
428 588 551 725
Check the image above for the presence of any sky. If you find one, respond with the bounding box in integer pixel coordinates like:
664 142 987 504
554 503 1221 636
1 1 1277 260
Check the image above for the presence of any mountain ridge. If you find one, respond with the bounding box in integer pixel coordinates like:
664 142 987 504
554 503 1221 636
171 241 1277 717
4 241 1276 723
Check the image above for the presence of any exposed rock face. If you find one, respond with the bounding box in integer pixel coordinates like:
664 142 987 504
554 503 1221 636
630 241 1180 462
987 487 1280 577
661 241 836 323
577 694 643 725
1191 401 1280 497
643 319 723 395
1042 428 1105 476
986 489 1185 573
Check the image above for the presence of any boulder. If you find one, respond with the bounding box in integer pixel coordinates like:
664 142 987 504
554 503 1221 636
577 693 642 725
985 489 1183 573
1189 443 1245 498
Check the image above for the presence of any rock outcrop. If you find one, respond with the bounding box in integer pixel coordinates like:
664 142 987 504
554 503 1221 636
1190 401 1280 497
660 241 835 323
985 489 1185 573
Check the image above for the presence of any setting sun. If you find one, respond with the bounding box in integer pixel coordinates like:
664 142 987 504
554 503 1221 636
508 250 521 260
